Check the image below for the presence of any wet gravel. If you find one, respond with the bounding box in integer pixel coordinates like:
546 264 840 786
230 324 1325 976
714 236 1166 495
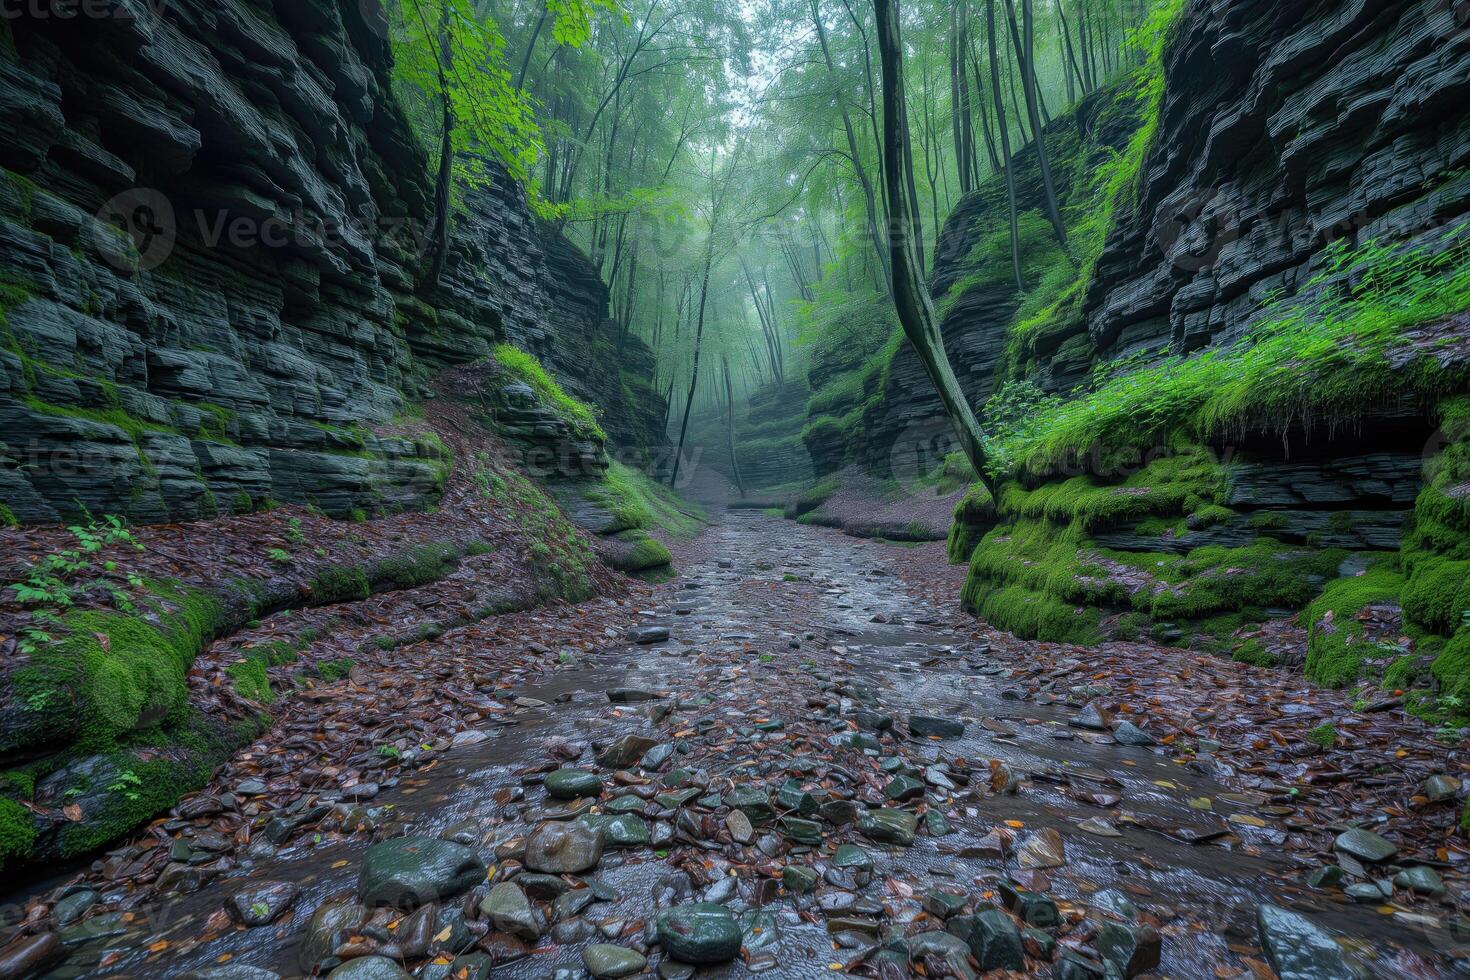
6 508 1468 979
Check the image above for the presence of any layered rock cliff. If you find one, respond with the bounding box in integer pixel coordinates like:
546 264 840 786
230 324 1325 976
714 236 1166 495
936 0 1470 696
798 0 1470 706
0 0 666 528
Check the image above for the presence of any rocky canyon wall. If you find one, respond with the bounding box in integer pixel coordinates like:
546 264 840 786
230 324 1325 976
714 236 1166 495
0 0 665 528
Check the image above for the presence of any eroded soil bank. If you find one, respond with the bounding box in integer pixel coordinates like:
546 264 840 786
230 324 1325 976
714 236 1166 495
2 508 1467 979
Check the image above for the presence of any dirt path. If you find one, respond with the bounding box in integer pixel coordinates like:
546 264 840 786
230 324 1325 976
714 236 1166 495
7 509 1467 979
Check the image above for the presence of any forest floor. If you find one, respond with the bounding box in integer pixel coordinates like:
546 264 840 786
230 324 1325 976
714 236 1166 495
3 505 1468 979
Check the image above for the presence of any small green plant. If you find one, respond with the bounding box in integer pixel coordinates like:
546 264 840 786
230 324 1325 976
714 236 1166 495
267 548 292 565
1306 723 1337 748
286 518 307 547
107 770 143 802
376 744 402 760
9 514 144 610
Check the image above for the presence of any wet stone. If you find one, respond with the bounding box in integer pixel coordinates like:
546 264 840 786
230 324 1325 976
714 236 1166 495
884 774 925 802
641 743 676 769
582 944 648 979
301 901 369 971
658 960 696 980
833 843 874 873
229 880 300 927
656 788 700 809
950 908 1024 972
479 882 544 942
326 957 413 979
524 821 605 874
1394 866 1446 896
1257 904 1359 979
657 903 743 965
518 873 569 900
908 931 977 980
727 787 774 822
1345 882 1388 903
1333 828 1397 863
925 809 954 836
1071 701 1114 731
855 710 893 732
1090 889 1139 921
920 889 968 919
909 715 965 738
1023 927 1056 960
1306 865 1346 889
779 817 823 844
1113 721 1155 746
607 795 649 814
858 808 917 846
782 865 819 893
607 688 661 703
1098 920 1161 978
579 813 651 848
1426 774 1462 802
545 769 603 799
52 889 97 927
358 838 485 909
776 779 818 815
550 889 593 925
726 809 754 844
631 626 670 645
0 932 63 980
597 734 661 768
999 880 1060 929
1054 953 1110 979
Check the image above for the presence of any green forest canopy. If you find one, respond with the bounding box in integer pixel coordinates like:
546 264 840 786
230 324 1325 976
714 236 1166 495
384 0 1162 425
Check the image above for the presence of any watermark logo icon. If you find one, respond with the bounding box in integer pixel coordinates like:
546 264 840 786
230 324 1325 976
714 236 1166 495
94 188 176 272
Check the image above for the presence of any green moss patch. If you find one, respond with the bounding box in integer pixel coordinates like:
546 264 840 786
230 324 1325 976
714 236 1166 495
587 461 705 539
494 344 606 442
1304 563 1407 687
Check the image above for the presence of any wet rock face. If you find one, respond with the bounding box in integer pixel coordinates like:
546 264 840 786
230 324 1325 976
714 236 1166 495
0 0 666 525
1089 0 1470 358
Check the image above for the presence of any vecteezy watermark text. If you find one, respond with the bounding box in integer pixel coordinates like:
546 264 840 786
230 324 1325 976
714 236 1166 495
94 188 433 273
0 0 170 20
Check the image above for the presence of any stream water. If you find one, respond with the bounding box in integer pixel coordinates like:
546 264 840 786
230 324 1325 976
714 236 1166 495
22 509 1460 978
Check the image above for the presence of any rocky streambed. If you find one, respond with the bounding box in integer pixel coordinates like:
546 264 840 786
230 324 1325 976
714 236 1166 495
2 510 1466 979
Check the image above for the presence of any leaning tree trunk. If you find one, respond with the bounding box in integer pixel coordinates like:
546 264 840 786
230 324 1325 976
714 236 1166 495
873 0 994 492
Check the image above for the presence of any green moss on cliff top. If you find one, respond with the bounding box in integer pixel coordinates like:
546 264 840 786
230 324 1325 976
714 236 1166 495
494 343 606 442
995 228 1470 480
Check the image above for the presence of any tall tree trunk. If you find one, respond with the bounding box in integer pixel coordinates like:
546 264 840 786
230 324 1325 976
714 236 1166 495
427 0 454 288
987 0 1024 291
873 0 994 490
515 8 549 89
811 0 892 295
670 244 713 488
956 0 977 192
1004 0 1072 258
1058 2 1089 98
949 4 967 193
723 356 746 499
968 40 1003 174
